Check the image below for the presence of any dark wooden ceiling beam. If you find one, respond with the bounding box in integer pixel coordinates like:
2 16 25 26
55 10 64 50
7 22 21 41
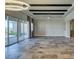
30 4 72 6
33 13 64 15
30 10 67 12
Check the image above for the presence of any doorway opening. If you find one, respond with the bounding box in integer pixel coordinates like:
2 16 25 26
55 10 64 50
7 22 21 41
70 19 74 38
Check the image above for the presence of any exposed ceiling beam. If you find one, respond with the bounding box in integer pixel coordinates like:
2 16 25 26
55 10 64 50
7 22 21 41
33 13 64 15
30 4 72 6
64 3 74 17
30 10 67 12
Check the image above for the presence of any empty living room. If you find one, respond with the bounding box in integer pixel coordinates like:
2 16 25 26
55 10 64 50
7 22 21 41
4 0 74 59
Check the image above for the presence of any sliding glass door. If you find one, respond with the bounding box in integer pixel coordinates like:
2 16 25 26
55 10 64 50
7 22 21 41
9 20 17 44
19 22 24 41
19 22 28 40
24 23 28 39
5 16 28 46
5 16 18 46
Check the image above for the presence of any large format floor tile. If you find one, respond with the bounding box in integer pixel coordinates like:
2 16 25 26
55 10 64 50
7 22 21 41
6 37 74 59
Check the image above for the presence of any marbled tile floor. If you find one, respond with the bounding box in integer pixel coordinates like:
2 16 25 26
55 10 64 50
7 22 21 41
6 37 74 59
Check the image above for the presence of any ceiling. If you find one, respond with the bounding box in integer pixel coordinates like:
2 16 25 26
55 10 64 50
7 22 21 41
5 0 74 19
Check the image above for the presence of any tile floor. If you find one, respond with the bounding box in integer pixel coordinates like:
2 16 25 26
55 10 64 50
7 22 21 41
5 37 74 59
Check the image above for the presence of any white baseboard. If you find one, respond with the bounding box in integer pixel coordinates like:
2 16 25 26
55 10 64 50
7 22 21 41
34 35 66 37
34 35 65 36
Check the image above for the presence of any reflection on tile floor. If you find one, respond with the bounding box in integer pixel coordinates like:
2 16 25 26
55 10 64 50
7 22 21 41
6 37 74 59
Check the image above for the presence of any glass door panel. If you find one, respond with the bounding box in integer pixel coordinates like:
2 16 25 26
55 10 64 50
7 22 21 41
9 20 17 44
5 18 8 46
24 23 28 39
19 22 24 40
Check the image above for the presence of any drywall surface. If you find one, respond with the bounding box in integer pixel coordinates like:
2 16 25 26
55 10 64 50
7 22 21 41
65 9 74 37
34 18 65 36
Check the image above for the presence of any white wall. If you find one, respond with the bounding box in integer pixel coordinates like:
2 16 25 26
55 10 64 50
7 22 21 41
34 18 66 36
65 20 70 37
65 9 74 37
65 9 74 21
34 8 74 37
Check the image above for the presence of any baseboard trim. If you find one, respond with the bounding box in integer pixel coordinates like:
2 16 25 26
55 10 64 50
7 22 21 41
34 36 66 38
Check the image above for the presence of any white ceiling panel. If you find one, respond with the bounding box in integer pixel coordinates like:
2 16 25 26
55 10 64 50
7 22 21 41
21 0 73 4
6 0 74 19
30 6 70 10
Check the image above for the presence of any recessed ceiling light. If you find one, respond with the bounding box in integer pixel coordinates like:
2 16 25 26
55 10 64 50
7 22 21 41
48 17 50 19
5 0 30 11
